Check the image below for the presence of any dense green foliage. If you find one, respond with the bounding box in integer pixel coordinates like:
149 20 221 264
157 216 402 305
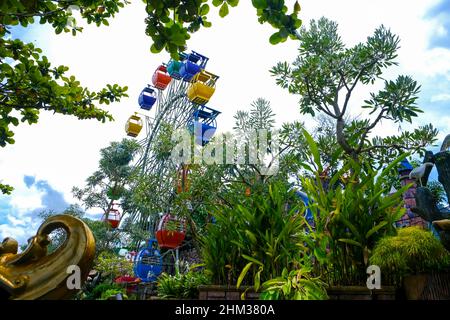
260 265 328 300
145 0 302 57
82 283 127 300
201 181 309 288
370 227 450 286
157 271 210 299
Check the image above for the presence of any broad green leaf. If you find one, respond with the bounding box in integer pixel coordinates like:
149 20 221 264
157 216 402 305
242 254 264 266
366 221 388 239
237 262 253 288
338 238 363 248
252 0 267 9
302 128 323 172
200 4 210 15
219 3 229 17
269 32 282 45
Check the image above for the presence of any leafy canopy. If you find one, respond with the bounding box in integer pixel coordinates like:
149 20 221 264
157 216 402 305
144 0 303 58
271 17 438 163
1 0 130 193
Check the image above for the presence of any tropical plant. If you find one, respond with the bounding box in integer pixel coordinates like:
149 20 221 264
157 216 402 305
202 180 310 289
370 227 450 286
260 265 328 300
299 129 409 285
157 271 210 299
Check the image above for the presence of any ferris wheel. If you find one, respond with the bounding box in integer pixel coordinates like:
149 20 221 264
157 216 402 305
123 50 221 237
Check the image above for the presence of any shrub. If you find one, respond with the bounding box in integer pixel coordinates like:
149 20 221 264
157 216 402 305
260 265 328 300
370 226 450 286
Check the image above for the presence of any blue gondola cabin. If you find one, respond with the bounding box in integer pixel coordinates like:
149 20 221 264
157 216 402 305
167 53 187 80
188 105 221 146
134 239 162 282
179 51 209 82
138 86 157 110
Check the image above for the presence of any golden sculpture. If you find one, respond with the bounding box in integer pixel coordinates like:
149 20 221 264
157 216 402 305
0 215 95 299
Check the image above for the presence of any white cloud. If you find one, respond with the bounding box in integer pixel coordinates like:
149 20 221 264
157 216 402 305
0 224 27 242
431 93 450 102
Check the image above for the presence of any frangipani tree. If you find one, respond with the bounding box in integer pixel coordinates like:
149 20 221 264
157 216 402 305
271 17 438 165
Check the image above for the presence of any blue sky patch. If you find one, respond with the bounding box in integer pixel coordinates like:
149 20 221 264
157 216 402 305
425 0 450 49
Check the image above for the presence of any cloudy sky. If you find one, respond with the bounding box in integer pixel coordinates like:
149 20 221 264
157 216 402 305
1 0 449 244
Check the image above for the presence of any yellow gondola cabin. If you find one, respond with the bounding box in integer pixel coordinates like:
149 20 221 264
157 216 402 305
187 70 219 105
125 114 143 137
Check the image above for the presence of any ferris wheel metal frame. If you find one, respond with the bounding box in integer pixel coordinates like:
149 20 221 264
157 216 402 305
128 73 200 235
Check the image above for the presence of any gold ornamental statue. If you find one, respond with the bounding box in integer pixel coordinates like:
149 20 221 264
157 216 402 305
0 215 95 299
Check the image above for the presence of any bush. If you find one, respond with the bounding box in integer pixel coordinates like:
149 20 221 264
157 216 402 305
370 226 450 286
82 283 123 300
94 251 134 280
157 271 210 299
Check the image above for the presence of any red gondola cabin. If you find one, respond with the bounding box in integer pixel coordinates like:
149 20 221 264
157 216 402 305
152 65 172 90
155 214 186 249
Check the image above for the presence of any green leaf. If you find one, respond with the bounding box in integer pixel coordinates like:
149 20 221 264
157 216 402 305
200 4 210 15
269 32 282 45
302 128 323 172
338 238 363 248
237 262 253 288
150 44 163 53
252 0 267 10
254 268 262 292
242 254 264 266
365 221 388 239
227 0 239 7
219 2 229 17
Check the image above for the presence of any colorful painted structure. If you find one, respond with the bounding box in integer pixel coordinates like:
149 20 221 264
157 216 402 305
395 159 427 228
